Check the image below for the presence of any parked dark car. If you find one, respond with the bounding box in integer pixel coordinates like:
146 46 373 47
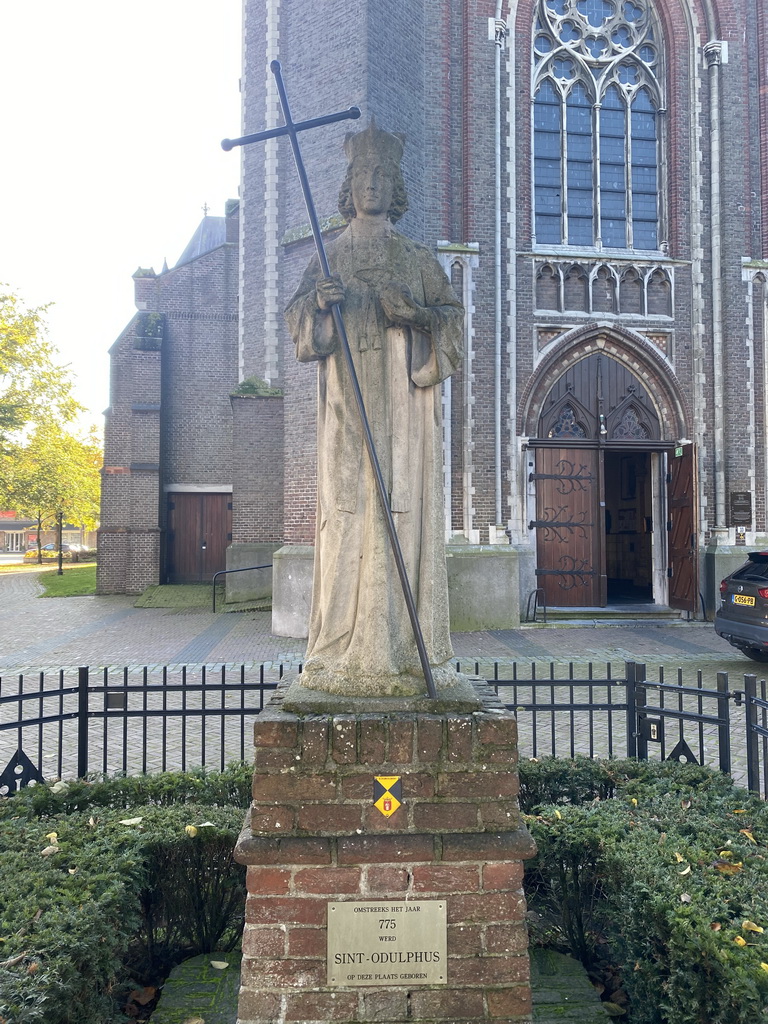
715 551 768 661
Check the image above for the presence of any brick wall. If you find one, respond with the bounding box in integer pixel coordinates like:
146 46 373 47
236 682 535 1024
98 210 240 594
102 0 768 598
231 395 285 543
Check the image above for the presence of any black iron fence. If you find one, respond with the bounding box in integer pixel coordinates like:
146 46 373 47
1 660 767 796
743 674 768 798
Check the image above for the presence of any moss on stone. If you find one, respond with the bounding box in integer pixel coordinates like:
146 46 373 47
231 376 284 397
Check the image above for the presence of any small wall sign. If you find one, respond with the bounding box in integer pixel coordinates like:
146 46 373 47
373 776 402 817
729 491 752 528
327 900 447 986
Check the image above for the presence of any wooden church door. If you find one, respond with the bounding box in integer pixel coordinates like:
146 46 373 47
165 493 232 584
531 350 676 609
531 448 603 606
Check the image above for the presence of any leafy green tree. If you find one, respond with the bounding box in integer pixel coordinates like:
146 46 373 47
0 289 80 446
1 424 102 560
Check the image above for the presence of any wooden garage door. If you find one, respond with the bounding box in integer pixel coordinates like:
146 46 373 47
166 493 232 584
531 448 601 607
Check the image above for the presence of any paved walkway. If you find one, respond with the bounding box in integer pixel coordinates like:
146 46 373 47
0 569 751 676
1 569 764 788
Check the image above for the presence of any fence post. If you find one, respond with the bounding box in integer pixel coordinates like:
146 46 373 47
634 663 648 761
625 661 637 758
716 671 731 775
77 666 89 779
744 674 760 794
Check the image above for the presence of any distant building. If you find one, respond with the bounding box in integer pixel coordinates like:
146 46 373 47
0 512 37 553
99 0 768 629
0 512 95 553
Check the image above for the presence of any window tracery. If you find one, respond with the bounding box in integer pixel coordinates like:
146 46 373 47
548 403 588 438
611 406 650 438
535 259 671 316
533 0 664 250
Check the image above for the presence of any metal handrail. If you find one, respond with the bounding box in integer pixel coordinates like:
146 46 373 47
525 587 547 623
211 564 272 613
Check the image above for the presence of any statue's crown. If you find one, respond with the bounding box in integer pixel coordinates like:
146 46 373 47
344 117 405 166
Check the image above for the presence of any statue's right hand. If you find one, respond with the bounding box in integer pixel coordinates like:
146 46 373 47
316 276 345 311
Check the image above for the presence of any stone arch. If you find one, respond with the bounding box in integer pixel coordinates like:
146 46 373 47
647 267 672 316
536 262 561 310
619 267 644 314
591 265 618 314
564 264 589 310
519 323 690 438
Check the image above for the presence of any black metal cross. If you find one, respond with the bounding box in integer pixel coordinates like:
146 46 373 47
222 61 438 699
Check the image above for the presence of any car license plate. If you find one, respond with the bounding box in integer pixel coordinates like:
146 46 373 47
732 594 756 606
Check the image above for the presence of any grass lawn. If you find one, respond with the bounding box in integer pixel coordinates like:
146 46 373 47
134 584 213 609
135 583 270 612
37 563 97 597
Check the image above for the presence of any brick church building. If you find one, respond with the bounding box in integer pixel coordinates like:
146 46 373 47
98 0 768 631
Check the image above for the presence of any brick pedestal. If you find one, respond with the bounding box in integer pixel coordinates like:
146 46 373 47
235 682 536 1024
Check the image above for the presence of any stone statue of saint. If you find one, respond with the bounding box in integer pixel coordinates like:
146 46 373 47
285 121 464 697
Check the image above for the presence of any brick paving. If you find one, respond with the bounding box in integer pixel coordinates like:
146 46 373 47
0 569 751 676
1 569 765 788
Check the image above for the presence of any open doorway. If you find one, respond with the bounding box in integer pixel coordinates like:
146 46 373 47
603 450 653 603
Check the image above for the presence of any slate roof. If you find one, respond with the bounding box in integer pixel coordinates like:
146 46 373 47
173 215 227 269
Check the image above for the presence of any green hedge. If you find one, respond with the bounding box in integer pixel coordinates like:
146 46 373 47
520 757 768 1024
0 767 249 1024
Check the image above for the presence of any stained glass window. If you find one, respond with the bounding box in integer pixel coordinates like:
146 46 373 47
612 407 649 439
548 404 588 438
533 0 663 251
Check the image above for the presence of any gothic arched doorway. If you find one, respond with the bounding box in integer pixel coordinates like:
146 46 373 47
527 350 696 611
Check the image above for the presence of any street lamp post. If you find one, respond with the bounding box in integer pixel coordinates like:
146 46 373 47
56 511 64 576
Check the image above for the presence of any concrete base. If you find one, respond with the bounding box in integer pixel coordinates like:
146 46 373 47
513 544 538 623
271 543 523 637
225 543 279 604
271 545 314 638
281 674 483 714
446 544 521 630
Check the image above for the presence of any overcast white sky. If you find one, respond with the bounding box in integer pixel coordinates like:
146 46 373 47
0 2 242 426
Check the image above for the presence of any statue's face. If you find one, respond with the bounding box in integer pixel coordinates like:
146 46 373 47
350 160 394 218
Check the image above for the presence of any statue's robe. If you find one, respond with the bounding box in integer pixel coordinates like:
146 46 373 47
285 219 464 695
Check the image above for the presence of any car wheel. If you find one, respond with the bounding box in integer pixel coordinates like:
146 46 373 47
741 648 768 663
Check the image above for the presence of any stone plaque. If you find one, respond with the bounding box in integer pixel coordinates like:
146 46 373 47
327 900 447 986
730 491 752 527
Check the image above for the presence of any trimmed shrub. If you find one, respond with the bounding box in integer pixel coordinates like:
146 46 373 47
521 758 768 1024
6 763 253 818
0 767 249 1024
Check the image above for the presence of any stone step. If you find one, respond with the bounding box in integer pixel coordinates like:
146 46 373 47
525 604 686 627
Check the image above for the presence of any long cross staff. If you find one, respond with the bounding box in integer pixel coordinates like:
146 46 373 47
222 60 438 700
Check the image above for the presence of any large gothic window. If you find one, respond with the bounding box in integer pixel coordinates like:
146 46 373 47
533 0 664 251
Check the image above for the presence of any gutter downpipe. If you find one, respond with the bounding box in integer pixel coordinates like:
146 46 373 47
493 7 507 529
705 40 726 533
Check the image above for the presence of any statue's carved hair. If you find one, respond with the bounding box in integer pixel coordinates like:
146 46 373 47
338 163 409 223
338 118 409 223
